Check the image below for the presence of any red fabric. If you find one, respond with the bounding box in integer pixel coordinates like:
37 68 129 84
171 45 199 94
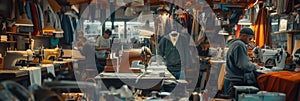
30 3 40 36
235 25 241 38
257 71 300 101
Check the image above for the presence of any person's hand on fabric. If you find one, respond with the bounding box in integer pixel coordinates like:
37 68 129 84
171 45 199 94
255 63 264 69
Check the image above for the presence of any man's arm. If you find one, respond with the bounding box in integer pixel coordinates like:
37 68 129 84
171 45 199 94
234 45 257 72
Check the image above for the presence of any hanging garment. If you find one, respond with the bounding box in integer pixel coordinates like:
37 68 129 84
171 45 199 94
158 32 191 72
61 13 74 45
30 2 41 36
110 1 115 29
36 3 44 35
235 25 241 38
25 2 32 20
253 8 267 47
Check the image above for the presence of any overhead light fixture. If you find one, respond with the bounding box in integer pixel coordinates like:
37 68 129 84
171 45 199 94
15 14 33 27
218 28 229 35
139 20 154 38
238 18 251 25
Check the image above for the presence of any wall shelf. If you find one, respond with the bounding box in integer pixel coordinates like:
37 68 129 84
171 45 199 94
274 30 300 34
0 41 16 43
5 32 30 36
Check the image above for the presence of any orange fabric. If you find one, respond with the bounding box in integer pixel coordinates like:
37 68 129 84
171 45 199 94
253 8 267 47
257 71 300 101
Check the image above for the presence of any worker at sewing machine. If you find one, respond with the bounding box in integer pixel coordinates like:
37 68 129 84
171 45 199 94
224 28 261 97
95 29 112 73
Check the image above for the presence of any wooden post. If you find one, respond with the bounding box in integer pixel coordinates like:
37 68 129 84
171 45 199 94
287 33 293 54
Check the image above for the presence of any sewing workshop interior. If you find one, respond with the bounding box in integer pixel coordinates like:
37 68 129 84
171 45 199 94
0 0 300 101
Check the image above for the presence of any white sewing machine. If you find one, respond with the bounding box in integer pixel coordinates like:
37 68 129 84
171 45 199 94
253 47 287 71
293 48 300 65
3 50 34 70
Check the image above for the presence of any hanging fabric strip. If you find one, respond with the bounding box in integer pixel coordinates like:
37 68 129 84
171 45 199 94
25 2 32 20
110 0 115 29
35 3 43 35
30 2 40 36
254 7 267 47
36 3 44 31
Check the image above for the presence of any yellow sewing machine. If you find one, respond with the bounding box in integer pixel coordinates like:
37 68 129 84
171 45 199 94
41 47 61 64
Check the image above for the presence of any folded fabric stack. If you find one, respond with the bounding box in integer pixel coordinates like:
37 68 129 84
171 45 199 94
0 35 7 42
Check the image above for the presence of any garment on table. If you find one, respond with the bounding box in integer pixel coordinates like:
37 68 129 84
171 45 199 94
257 71 300 101
224 39 256 82
158 31 191 75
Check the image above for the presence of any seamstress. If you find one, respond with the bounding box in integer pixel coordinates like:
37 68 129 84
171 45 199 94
75 30 97 80
95 29 112 73
223 28 260 97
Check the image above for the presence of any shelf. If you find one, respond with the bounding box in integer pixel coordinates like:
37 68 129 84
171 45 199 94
5 32 30 36
32 35 52 38
0 41 16 43
274 30 300 34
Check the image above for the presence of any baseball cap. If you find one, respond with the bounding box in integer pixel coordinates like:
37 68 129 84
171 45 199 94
240 28 254 35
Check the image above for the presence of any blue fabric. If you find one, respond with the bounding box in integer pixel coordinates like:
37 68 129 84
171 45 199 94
50 38 59 48
25 2 32 20
61 14 74 45
223 79 230 95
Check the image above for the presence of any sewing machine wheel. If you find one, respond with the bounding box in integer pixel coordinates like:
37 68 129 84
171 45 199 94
265 58 275 68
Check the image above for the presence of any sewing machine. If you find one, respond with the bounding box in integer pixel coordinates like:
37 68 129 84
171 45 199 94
106 47 152 73
293 48 300 65
42 47 62 62
253 47 287 71
3 50 35 70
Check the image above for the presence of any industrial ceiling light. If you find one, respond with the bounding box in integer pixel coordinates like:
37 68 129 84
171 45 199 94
238 18 251 25
218 28 229 35
139 20 154 38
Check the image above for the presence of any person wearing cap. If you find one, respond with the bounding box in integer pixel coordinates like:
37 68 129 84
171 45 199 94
223 28 260 97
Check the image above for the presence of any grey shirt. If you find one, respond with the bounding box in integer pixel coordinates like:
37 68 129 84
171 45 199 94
95 36 110 59
224 39 256 81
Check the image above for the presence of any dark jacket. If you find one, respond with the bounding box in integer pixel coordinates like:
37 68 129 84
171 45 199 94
225 39 256 81
158 33 191 72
